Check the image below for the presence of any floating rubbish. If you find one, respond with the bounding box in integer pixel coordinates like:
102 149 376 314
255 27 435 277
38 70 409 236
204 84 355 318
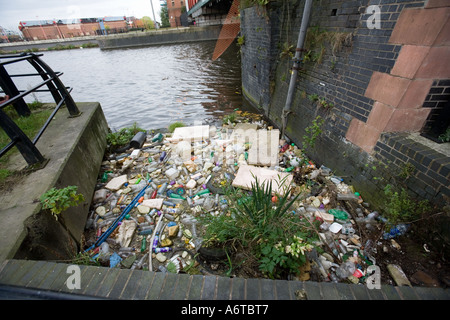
83 115 411 286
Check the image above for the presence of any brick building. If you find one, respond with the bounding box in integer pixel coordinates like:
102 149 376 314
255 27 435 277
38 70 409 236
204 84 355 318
166 0 187 27
19 17 128 41
240 0 450 208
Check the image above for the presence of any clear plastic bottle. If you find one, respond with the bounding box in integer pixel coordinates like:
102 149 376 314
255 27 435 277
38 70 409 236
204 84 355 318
335 260 356 279
363 239 374 256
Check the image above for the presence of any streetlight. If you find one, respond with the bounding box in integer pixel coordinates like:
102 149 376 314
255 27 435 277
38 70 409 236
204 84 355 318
149 0 159 29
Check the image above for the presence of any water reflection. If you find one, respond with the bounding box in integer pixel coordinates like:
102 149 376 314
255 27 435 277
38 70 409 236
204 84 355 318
3 40 249 130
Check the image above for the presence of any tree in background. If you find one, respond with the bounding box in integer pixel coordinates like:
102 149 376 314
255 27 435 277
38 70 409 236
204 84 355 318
141 16 155 29
160 7 170 28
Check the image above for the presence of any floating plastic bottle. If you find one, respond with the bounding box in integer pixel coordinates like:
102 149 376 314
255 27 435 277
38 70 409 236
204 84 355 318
152 132 163 142
330 176 343 184
157 182 168 195
383 224 409 239
141 237 147 252
152 233 160 249
335 260 356 279
138 228 153 235
154 247 172 253
159 151 166 163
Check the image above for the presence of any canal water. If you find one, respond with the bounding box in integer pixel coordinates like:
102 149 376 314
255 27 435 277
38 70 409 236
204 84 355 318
5 41 250 131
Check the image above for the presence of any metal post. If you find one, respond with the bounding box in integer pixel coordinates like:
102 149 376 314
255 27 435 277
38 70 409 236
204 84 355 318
0 107 45 165
31 54 81 117
150 0 159 29
27 58 62 104
281 0 313 138
0 64 31 117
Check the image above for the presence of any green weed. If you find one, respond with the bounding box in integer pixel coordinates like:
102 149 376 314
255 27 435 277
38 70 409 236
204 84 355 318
40 185 85 220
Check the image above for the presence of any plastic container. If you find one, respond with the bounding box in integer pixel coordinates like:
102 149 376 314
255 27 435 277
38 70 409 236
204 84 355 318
151 132 163 142
154 247 172 253
165 168 179 180
130 131 147 149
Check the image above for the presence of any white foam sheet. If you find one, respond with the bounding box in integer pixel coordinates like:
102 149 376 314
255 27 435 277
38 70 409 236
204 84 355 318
231 165 292 196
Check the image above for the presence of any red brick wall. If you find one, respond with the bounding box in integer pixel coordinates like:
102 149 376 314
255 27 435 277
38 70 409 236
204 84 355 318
346 1 450 153
21 20 128 40
168 0 186 27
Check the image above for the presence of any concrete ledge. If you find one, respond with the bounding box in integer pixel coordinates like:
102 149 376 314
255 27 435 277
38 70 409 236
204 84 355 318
1 259 449 300
0 102 108 262
97 26 222 50
0 37 99 52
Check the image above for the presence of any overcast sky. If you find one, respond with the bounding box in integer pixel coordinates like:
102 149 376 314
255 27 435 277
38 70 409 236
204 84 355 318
0 0 163 31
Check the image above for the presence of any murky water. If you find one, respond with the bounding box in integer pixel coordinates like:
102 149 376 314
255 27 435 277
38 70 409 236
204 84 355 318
4 41 248 130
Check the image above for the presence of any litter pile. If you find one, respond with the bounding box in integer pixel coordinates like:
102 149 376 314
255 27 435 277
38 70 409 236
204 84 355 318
82 112 410 285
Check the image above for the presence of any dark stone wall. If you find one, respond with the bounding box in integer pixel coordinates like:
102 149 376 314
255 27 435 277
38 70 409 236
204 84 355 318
240 0 449 209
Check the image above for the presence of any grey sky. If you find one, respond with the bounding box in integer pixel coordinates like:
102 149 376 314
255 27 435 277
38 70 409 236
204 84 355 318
0 0 162 31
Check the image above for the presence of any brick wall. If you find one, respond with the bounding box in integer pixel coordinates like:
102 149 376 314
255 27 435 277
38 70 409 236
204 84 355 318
421 79 450 141
240 0 450 208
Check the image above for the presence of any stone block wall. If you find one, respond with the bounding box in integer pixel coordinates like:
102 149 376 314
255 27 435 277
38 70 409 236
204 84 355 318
240 0 449 208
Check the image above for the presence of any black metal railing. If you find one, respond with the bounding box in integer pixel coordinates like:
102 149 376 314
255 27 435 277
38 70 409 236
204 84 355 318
0 52 81 166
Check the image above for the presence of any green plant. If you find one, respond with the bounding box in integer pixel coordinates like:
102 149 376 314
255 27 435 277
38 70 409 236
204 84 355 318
438 127 450 143
168 121 185 133
0 169 10 181
71 251 100 266
237 35 245 47
81 42 98 48
279 42 294 59
259 234 312 277
200 176 316 279
224 249 247 277
40 185 85 220
399 162 416 179
383 184 431 227
307 94 319 102
106 122 146 148
302 116 325 150
28 100 44 110
167 261 178 273
222 112 237 125
317 97 333 109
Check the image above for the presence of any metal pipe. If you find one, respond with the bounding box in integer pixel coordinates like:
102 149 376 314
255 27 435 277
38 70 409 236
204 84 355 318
85 182 150 252
281 0 313 138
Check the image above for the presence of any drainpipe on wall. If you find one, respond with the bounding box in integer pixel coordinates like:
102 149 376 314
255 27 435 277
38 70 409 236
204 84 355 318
281 0 313 139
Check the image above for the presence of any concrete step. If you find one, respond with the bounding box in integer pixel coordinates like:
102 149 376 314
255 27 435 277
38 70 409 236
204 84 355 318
0 259 448 300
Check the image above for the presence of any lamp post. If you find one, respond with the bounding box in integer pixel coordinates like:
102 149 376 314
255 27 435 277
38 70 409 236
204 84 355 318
149 0 159 29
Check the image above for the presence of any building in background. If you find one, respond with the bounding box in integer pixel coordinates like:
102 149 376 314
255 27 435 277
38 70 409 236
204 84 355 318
0 26 10 43
19 16 129 41
166 0 188 27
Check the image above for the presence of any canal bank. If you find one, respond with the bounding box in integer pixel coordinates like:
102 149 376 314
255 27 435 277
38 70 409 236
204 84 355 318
96 25 222 50
0 26 222 53
0 36 99 53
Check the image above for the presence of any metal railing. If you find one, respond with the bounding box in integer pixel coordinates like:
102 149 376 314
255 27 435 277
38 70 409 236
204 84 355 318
0 52 81 166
